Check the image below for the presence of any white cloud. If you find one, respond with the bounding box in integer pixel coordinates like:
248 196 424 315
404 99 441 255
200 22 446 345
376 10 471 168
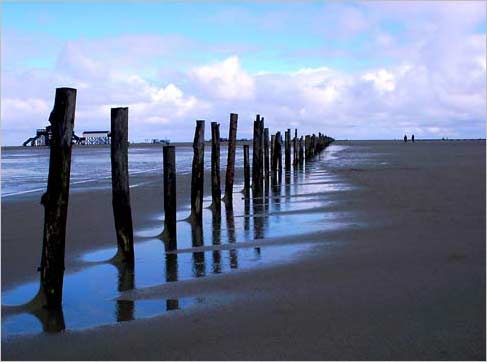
362 69 396 93
1 2 485 144
189 56 255 100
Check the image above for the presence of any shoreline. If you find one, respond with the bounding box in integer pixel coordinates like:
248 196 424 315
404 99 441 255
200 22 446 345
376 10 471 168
2 140 485 360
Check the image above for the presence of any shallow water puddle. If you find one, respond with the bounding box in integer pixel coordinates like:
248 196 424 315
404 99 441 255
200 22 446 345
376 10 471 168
2 243 314 337
2 145 354 338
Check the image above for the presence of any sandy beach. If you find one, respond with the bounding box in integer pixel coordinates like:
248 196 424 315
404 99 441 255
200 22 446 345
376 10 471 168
1 140 485 360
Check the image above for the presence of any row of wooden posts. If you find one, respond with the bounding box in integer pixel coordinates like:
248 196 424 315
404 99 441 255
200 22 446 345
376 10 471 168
37 88 334 309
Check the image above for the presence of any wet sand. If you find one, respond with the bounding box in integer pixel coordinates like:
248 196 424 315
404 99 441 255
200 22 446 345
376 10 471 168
2 140 485 360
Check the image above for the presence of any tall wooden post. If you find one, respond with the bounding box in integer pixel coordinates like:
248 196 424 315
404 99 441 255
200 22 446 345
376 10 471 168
190 120 205 223
264 128 270 179
111 107 134 265
285 129 291 172
210 122 221 214
299 136 304 165
243 145 250 197
277 132 283 180
38 87 76 308
224 113 238 204
270 134 276 172
293 129 298 168
162 145 177 250
305 135 311 159
252 115 263 193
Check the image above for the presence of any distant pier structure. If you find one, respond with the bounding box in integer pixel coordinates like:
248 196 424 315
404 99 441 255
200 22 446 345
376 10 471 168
23 127 111 146
82 131 111 145
23 126 54 146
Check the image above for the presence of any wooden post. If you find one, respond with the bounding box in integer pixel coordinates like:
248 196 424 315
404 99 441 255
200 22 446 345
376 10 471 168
243 144 250 197
277 132 283 180
270 134 276 172
224 113 238 203
252 115 263 193
293 129 298 168
210 122 221 214
264 128 270 179
190 120 205 223
38 87 76 308
111 107 135 265
162 145 177 250
299 136 304 165
305 135 311 159
285 129 291 172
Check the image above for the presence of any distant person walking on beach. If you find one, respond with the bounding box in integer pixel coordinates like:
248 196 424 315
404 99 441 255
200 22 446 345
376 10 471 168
404 134 407 143
412 134 415 142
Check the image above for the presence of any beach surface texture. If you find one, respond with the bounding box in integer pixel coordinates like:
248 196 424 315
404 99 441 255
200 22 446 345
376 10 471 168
2 140 485 360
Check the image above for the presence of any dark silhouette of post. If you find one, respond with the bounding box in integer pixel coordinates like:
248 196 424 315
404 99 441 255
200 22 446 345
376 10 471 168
264 128 270 179
162 145 177 250
305 135 311 159
111 107 135 265
224 113 238 204
277 132 283 181
270 134 275 172
190 120 205 223
115 262 135 322
285 129 291 172
293 129 298 168
210 122 221 214
243 145 250 197
38 87 76 308
299 136 304 165
252 115 263 194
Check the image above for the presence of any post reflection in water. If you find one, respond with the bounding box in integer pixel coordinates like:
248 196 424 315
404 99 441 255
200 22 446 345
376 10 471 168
264 176 270 231
192 251 206 277
244 196 250 239
225 203 236 243
212 209 222 274
293 165 299 195
225 203 239 269
165 253 178 283
166 253 180 310
115 262 135 322
253 189 265 240
190 221 206 277
166 299 179 311
285 171 291 202
271 170 281 213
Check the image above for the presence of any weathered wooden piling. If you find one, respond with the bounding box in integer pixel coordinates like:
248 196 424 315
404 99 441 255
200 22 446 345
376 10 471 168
305 135 311 159
243 144 250 197
277 132 283 178
111 107 135 265
190 120 205 223
162 145 177 250
210 122 221 214
38 87 76 308
299 136 304 165
264 128 270 179
224 113 238 204
285 129 291 172
270 134 276 172
311 134 316 158
293 129 298 167
252 115 264 193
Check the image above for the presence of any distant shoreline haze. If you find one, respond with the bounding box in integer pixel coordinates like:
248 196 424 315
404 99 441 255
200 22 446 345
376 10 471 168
2 138 485 150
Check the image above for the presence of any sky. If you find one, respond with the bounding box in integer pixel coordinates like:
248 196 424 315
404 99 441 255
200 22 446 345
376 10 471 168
1 1 486 145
